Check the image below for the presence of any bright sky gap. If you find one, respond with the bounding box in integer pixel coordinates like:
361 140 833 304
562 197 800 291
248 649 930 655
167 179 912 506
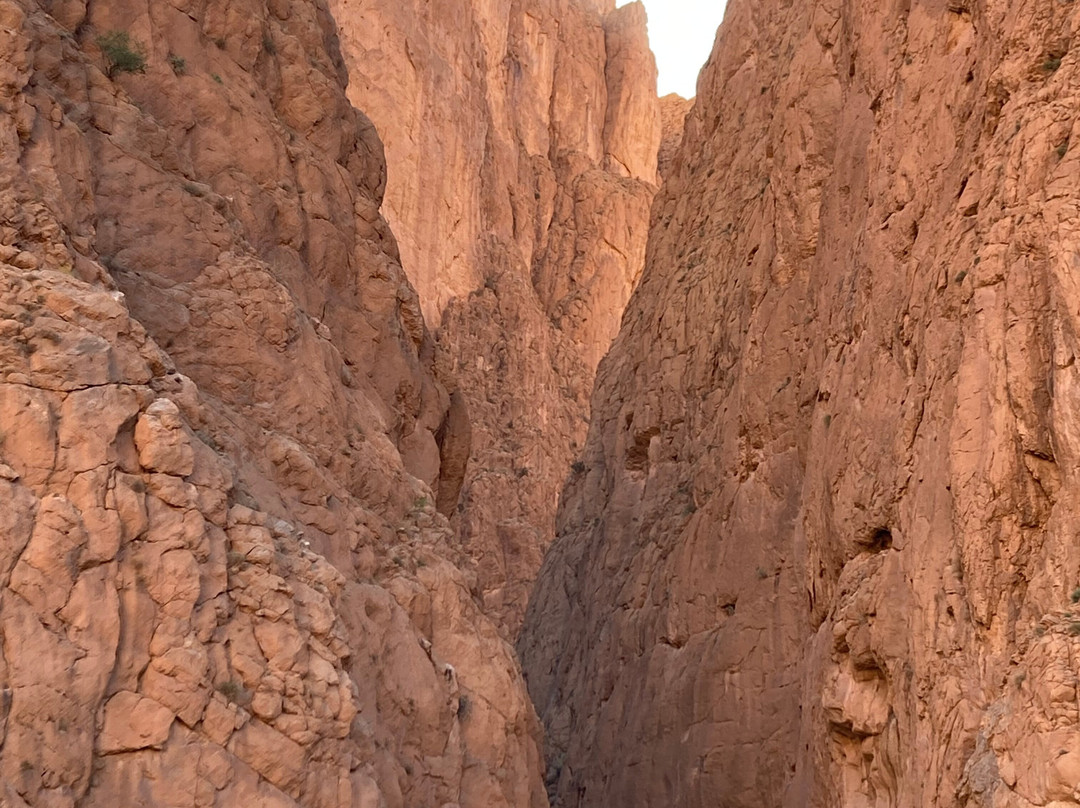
620 0 729 98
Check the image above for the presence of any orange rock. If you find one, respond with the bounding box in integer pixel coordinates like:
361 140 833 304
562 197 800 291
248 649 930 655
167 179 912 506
331 0 662 633
522 0 1080 805
0 0 560 800
99 691 175 753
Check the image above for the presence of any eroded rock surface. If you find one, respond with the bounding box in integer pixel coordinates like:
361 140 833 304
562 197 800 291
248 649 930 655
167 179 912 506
0 0 544 805
331 0 662 633
657 93 691 182
521 0 1080 805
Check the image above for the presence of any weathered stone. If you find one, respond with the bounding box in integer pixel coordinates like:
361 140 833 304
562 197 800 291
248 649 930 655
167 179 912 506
521 1 1080 806
332 0 661 634
134 400 194 477
99 691 174 752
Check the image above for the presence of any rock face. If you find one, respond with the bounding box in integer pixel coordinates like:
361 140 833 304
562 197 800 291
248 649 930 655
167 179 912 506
0 0 544 805
657 93 692 182
521 0 1080 806
330 0 661 632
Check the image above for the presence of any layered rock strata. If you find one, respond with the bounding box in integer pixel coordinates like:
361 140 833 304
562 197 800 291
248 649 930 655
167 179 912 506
0 0 544 805
330 0 661 633
521 0 1080 806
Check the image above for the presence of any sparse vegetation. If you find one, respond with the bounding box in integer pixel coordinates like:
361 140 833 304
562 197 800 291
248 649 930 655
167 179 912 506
96 30 148 78
263 33 277 55
216 680 243 703
1071 586 1080 604
168 53 186 75
756 567 769 580
457 693 471 720
571 460 586 474
413 496 428 510
1069 620 1080 636
954 270 968 283
1057 138 1070 159
211 73 223 84
1043 54 1063 73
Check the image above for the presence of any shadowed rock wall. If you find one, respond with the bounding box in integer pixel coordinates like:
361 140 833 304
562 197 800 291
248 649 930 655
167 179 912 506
0 0 546 804
521 0 1080 805
331 0 662 633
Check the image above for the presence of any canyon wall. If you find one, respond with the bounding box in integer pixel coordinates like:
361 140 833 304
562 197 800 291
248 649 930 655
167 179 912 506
657 93 692 181
0 0 546 805
521 0 1080 806
329 0 662 633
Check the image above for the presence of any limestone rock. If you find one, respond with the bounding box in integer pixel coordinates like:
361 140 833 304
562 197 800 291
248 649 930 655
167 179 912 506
0 0 546 804
331 0 662 634
521 0 1080 805
657 93 691 182
99 692 175 753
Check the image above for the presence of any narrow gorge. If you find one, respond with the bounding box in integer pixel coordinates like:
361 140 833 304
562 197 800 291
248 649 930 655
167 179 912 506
2 0 1079 807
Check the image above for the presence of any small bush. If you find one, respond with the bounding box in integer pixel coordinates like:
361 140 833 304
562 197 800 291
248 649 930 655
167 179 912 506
96 30 147 78
1071 586 1080 604
571 460 586 474
1058 139 1070 160
211 73 223 84
216 680 243 703
1043 55 1063 73
263 33 276 55
457 694 471 720
954 270 968 284
168 53 186 75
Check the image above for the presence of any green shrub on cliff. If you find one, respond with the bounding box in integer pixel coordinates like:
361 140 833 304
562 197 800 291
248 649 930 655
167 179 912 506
97 30 147 78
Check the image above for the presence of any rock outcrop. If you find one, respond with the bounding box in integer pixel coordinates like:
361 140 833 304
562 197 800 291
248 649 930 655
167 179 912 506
657 93 692 182
0 0 544 805
330 0 662 633
521 0 1080 806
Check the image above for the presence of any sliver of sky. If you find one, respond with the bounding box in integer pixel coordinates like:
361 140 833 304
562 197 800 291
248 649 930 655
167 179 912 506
620 0 728 98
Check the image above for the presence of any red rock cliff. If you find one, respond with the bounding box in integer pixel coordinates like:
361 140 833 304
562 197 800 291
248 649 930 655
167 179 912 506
330 0 662 633
0 0 545 805
520 0 1080 805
